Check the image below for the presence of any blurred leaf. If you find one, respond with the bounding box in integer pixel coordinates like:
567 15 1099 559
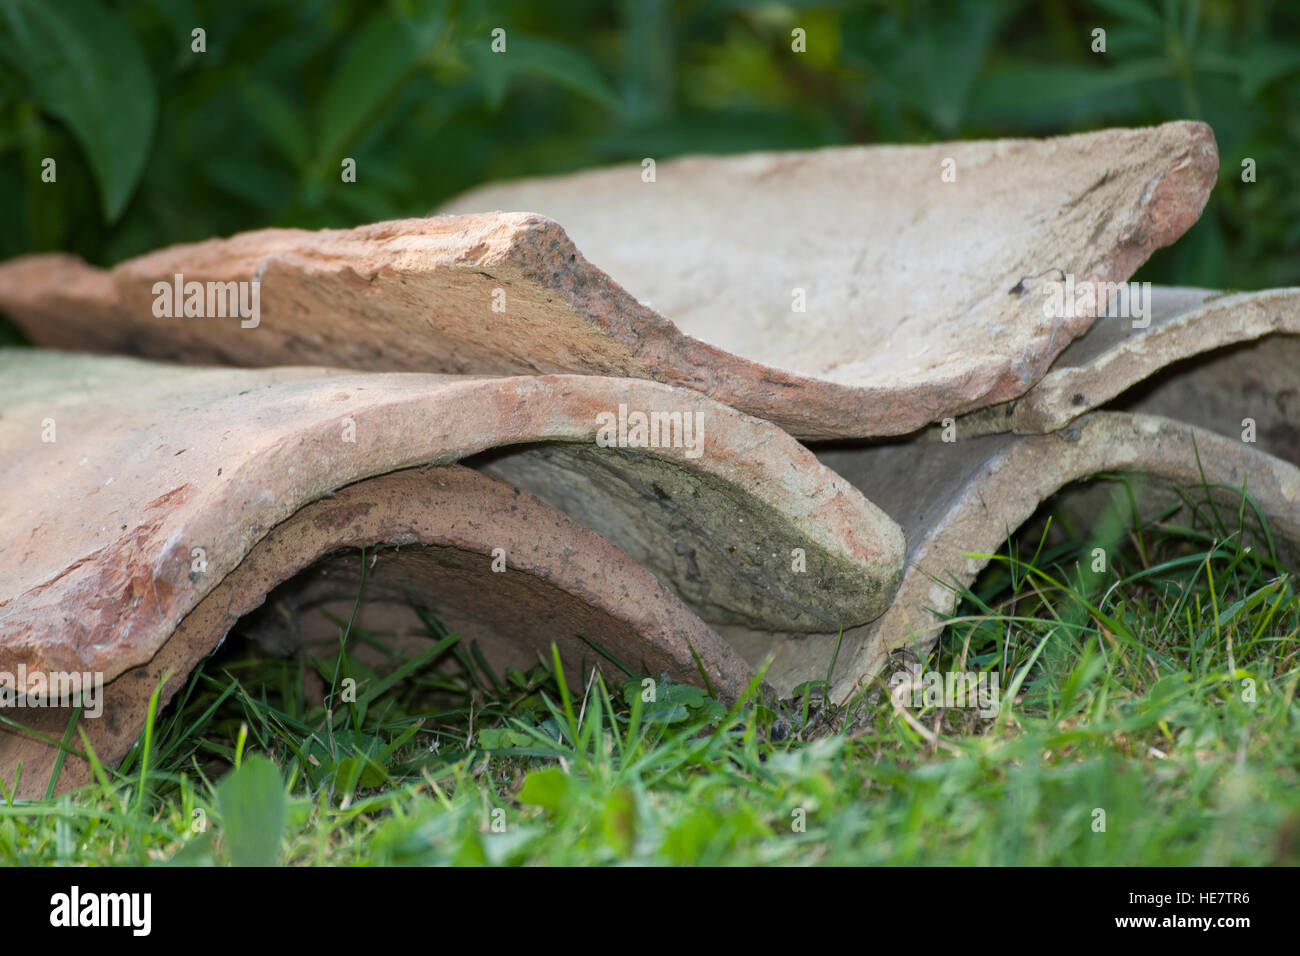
1092 0 1165 34
601 787 637 856
371 806 459 865
1146 672 1192 704
661 803 766 863
476 727 533 749
242 82 311 170
453 826 487 865
594 110 835 157
790 679 828 700
300 728 392 792
517 767 572 813
1235 44 1300 98
482 826 543 865
21 106 61 249
201 155 294 214
0 0 156 220
620 678 709 724
972 60 1172 125
162 830 215 866
1161 212 1230 288
842 0 1005 136
619 0 673 122
215 754 287 866
140 0 200 49
901 0 1002 134
466 34 617 111
316 7 444 160
660 683 706 707
1105 24 1166 56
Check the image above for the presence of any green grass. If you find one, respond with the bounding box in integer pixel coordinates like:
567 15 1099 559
1 478 1297 866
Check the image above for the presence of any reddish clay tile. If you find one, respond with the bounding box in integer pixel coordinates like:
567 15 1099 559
0 350 907 794
0 465 758 798
720 413 1300 700
960 287 1300 449
0 124 1216 439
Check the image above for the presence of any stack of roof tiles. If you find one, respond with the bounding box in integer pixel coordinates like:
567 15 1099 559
1 121 1296 796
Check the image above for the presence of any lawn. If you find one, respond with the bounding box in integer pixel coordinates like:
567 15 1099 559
2 476 1295 866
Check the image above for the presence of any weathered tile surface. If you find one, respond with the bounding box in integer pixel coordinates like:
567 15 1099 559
1 464 759 798
960 287 1300 447
0 123 1216 438
0 350 913 794
723 413 1300 700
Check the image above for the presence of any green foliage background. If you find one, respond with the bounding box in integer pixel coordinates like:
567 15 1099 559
1 0 1297 292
